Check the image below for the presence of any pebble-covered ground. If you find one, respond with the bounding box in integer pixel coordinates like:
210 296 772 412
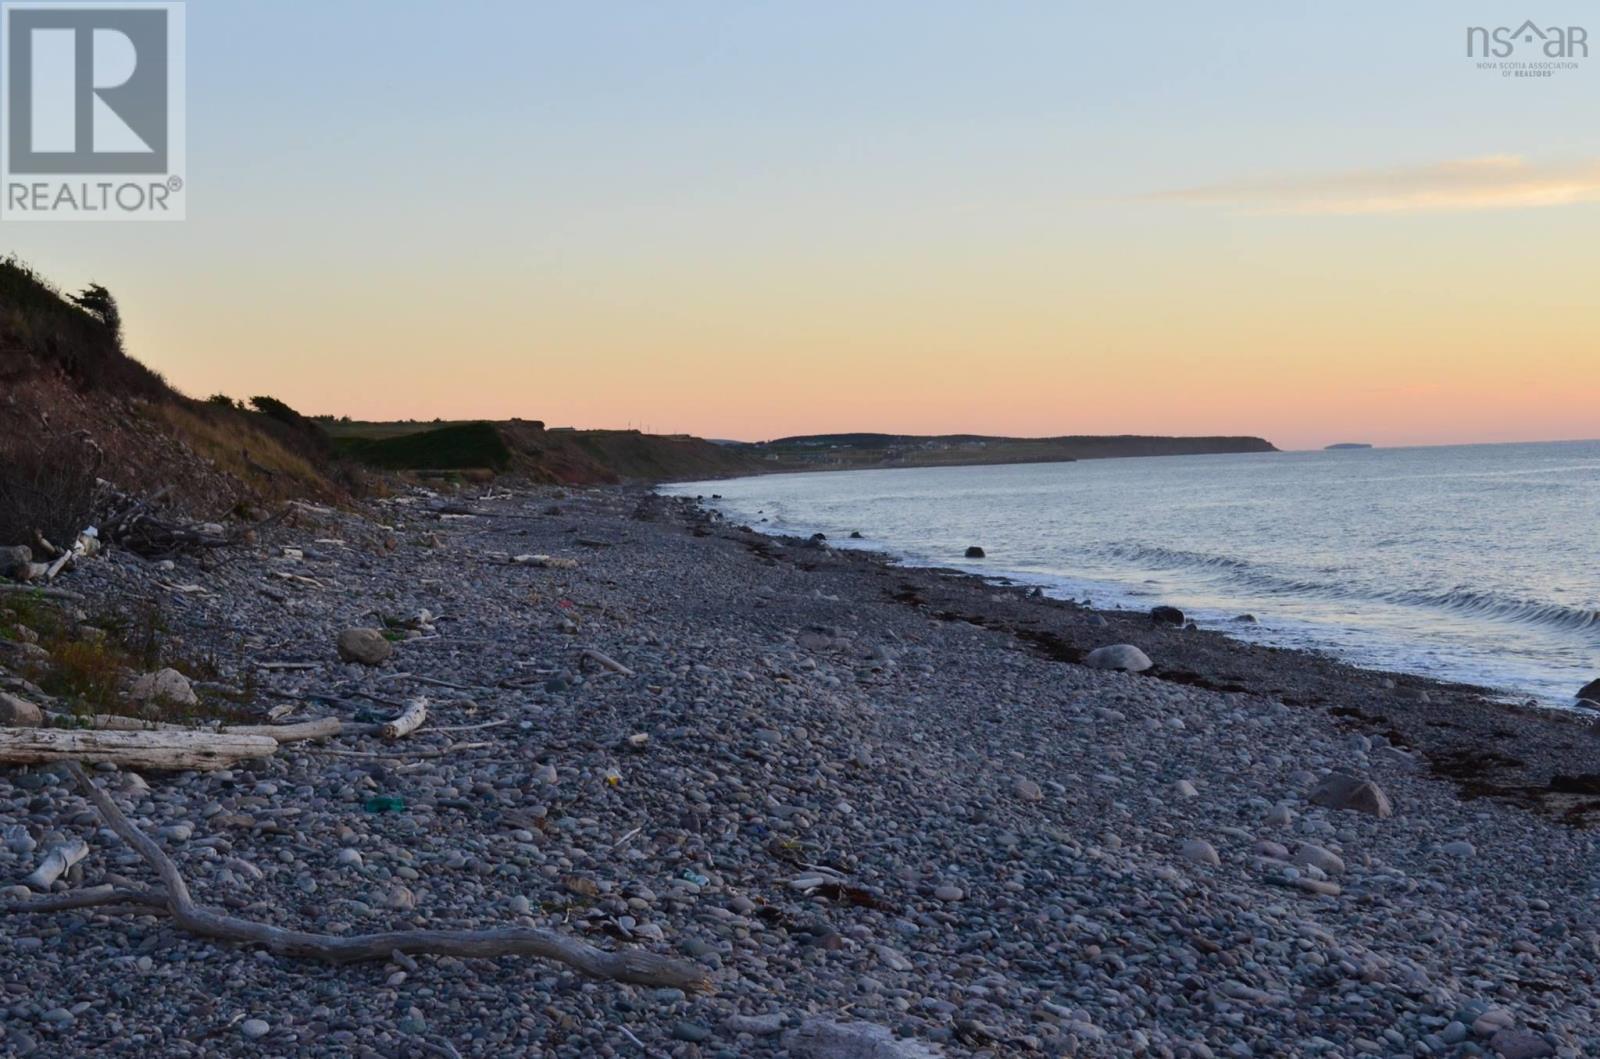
1 485 1597 1058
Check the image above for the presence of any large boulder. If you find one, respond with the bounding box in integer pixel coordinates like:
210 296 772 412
1084 644 1152 673
337 627 393 666
130 668 199 708
1150 605 1185 626
1309 773 1393 818
964 546 985 559
1578 677 1600 703
1291 842 1345 875
0 692 42 727
0 546 31 580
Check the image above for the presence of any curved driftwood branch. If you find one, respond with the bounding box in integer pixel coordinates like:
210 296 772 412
43 763 712 992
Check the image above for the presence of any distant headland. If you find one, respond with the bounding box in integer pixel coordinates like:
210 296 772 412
737 433 1278 473
1324 442 1375 450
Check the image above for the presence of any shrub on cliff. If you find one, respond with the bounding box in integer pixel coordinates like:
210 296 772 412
0 436 101 549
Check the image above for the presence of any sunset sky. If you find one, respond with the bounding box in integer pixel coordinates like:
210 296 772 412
7 1 1599 450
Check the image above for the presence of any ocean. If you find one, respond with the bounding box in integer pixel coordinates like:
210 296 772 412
663 440 1600 706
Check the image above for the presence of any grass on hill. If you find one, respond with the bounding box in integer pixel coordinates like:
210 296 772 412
333 421 513 471
147 402 337 501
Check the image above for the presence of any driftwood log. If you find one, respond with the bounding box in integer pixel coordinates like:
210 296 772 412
29 700 427 761
0 729 278 770
98 487 231 561
1 764 712 992
380 697 427 740
227 717 351 743
42 551 73 581
62 715 354 744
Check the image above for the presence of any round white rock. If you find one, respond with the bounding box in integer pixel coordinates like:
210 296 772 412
1084 644 1153 673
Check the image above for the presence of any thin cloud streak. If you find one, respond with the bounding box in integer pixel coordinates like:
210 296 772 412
1153 156 1600 215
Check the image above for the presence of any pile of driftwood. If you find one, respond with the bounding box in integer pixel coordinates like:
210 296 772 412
0 698 713 992
1 483 242 583
97 485 232 561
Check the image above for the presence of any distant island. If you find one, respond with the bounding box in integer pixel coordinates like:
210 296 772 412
1325 442 1375 450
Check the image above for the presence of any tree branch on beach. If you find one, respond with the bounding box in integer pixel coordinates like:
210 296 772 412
1 763 713 992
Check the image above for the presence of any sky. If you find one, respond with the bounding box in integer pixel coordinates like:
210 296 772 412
6 1 1599 450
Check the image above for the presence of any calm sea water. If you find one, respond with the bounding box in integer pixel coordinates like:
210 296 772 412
664 441 1600 706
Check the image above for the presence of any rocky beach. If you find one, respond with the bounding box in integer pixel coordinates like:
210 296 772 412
1 484 1597 1058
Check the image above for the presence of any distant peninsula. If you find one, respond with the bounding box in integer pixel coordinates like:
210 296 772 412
319 425 1280 481
734 432 1277 473
324 419 760 484
1324 442 1374 450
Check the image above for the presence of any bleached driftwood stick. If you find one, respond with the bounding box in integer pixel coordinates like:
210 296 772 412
307 741 492 761
427 719 508 734
381 697 428 741
63 713 347 739
0 729 277 771
43 551 73 581
580 648 635 677
381 673 490 693
23 837 88 890
12 763 713 992
224 717 350 743
50 714 391 745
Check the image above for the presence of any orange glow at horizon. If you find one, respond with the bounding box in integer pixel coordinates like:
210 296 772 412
114 172 1600 453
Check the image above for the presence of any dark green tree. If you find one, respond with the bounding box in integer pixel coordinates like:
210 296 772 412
70 283 123 349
